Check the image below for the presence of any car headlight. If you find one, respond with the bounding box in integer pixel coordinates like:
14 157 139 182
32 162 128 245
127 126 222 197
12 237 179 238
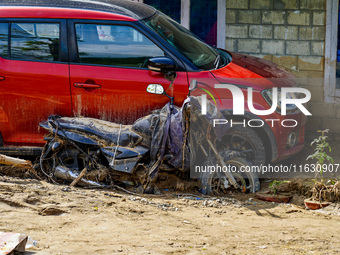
262 88 299 114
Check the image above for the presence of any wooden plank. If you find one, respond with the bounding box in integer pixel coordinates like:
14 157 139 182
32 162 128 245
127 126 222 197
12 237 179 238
324 0 339 103
0 154 32 169
70 168 88 187
181 0 190 29
217 0 226 49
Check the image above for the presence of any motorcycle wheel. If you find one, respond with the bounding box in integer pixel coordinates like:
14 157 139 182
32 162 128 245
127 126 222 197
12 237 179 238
199 157 260 195
219 126 266 166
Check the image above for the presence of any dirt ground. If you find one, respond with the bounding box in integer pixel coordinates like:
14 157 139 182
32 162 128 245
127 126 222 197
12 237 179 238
0 140 340 254
0 175 340 255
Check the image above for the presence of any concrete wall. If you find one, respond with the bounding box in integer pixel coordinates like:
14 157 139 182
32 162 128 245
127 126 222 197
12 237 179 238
225 0 340 139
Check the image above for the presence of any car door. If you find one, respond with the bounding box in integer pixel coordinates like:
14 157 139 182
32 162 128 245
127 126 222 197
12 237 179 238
0 19 71 146
68 20 188 124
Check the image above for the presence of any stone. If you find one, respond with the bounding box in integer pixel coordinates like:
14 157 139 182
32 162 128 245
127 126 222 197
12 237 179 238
336 105 340 119
299 27 325 40
273 0 298 9
250 0 272 9
313 11 325 25
272 55 298 70
287 11 310 25
311 42 324 56
249 25 273 38
226 25 248 38
238 10 261 24
262 11 286 24
308 102 336 118
298 56 324 71
226 10 236 23
274 26 298 40
225 39 237 51
286 41 310 55
300 0 326 10
238 39 261 53
262 40 285 55
226 0 248 9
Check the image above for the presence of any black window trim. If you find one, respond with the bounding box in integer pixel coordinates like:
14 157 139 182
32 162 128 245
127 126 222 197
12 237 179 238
0 18 68 63
67 19 187 71
139 12 200 72
0 22 10 59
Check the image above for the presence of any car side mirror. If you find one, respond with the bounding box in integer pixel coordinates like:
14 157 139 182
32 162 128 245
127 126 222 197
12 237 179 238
148 57 176 73
146 84 165 95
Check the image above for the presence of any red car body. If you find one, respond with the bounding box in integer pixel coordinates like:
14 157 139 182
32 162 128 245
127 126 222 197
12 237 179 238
0 0 306 163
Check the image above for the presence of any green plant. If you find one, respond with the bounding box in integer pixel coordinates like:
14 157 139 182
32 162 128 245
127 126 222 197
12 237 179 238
306 129 338 202
306 129 334 182
269 180 288 195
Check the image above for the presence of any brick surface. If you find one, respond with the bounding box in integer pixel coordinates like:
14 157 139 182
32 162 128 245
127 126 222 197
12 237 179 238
286 41 310 55
262 54 273 61
298 56 324 71
272 55 298 70
226 25 248 38
300 0 326 10
225 39 237 51
313 11 325 25
273 0 298 9
249 53 272 59
336 105 340 119
292 70 324 78
238 39 261 53
250 0 272 9
238 10 261 24
305 118 323 132
311 42 325 56
305 86 324 102
287 11 310 25
249 25 273 38
308 102 335 118
274 26 298 40
226 10 237 23
325 119 340 133
262 11 286 24
299 27 325 41
298 77 324 87
226 0 248 9
262 40 284 55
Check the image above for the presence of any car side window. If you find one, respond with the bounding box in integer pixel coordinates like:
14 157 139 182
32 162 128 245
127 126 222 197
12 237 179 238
75 24 164 68
11 23 60 61
0 23 8 57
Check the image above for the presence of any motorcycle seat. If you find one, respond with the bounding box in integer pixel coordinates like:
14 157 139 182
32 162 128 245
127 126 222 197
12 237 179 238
48 116 143 147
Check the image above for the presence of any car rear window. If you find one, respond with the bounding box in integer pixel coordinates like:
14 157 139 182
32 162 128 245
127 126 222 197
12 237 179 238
10 22 60 62
0 23 8 57
75 24 164 68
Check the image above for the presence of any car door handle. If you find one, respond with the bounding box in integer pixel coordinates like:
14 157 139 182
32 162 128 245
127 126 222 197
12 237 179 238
73 83 101 89
0 76 5 81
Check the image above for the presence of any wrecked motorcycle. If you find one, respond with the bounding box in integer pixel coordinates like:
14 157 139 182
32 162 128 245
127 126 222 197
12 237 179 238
39 77 260 194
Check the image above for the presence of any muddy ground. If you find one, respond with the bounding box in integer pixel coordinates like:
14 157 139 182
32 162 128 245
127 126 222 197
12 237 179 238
0 140 340 254
1 175 340 255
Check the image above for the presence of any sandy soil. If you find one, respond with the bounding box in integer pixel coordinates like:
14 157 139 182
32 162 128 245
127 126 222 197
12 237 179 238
1 139 339 254
1 175 340 255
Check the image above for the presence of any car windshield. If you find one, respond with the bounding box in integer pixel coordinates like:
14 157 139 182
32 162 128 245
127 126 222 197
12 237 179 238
144 12 219 70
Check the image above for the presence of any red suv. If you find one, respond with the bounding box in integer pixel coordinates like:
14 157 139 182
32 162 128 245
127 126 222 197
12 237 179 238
0 0 306 165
